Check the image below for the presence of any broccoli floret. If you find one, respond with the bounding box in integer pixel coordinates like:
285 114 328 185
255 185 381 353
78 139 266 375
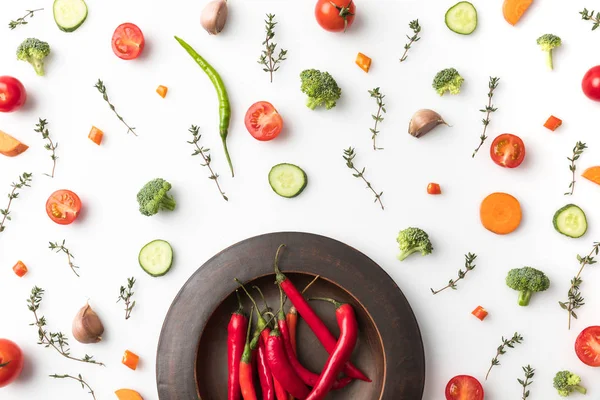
553 370 587 397
432 68 464 96
505 267 550 306
300 69 342 110
16 38 51 76
396 227 433 261
537 34 562 70
137 178 176 217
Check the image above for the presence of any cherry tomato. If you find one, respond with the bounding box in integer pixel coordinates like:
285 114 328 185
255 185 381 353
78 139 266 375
0 339 24 388
46 190 82 225
315 0 355 32
112 23 145 60
582 66 600 102
575 326 600 367
490 134 525 168
244 101 284 141
0 76 27 113
445 375 484 400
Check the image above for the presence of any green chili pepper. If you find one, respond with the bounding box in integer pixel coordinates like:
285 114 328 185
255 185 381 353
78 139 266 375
175 36 234 177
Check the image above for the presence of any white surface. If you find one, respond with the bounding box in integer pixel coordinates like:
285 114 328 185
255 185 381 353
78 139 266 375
1 0 599 399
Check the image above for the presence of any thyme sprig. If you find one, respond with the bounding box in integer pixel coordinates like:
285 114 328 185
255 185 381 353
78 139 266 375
368 88 386 150
0 172 33 234
343 147 384 210
188 125 228 201
472 77 499 158
9 8 43 30
400 19 421 62
258 14 287 83
27 287 104 366
518 365 535 400
559 241 600 329
49 240 79 277
431 253 477 294
34 118 58 178
564 141 587 195
117 277 136 320
94 79 137 136
580 8 600 30
50 373 96 400
485 332 523 380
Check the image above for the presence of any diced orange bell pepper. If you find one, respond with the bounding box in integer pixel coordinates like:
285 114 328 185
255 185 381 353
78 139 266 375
427 183 442 195
12 261 28 277
355 53 372 73
472 305 488 321
543 115 562 131
122 350 140 370
88 126 104 145
156 85 168 98
582 166 600 186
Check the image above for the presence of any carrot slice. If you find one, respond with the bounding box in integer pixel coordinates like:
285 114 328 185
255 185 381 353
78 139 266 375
543 115 562 131
355 53 372 73
502 0 533 26
115 389 144 400
88 126 104 145
0 129 28 157
582 166 600 186
480 192 522 235
156 85 168 98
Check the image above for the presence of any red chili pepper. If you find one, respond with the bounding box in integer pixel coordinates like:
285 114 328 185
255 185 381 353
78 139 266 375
239 309 257 400
274 379 288 400
257 340 275 400
266 328 310 399
273 245 370 383
228 291 248 400
304 298 359 400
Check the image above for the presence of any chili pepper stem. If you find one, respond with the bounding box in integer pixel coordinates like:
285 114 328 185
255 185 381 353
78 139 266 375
273 244 287 283
309 297 343 308
301 275 320 294
235 278 262 315
234 289 244 314
253 286 271 313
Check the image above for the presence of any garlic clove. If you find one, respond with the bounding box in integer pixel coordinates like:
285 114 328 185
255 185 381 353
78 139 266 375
72 303 104 344
408 109 449 138
201 0 228 35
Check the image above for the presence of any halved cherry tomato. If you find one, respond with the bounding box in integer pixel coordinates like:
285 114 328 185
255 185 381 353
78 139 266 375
582 66 600 102
490 134 525 168
12 261 28 277
122 350 140 370
445 375 484 400
575 326 600 367
46 190 82 225
112 23 145 60
244 101 283 141
0 339 24 388
427 183 441 195
0 76 27 113
471 306 488 321
315 0 355 32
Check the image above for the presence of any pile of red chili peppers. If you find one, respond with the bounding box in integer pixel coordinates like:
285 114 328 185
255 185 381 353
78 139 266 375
228 244 370 400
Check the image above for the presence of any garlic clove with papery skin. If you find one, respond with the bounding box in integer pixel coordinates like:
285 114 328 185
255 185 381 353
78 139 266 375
72 303 104 344
408 109 450 138
201 0 228 35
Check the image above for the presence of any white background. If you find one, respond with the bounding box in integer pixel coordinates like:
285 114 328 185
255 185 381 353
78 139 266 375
1 0 599 399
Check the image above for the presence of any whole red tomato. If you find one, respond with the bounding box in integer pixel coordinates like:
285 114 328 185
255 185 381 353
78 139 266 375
582 66 600 101
315 0 355 32
0 76 27 113
0 339 24 388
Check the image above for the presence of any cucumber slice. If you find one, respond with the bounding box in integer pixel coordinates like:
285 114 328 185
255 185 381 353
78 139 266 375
553 204 587 238
445 1 478 35
269 163 307 198
53 0 88 32
139 240 173 277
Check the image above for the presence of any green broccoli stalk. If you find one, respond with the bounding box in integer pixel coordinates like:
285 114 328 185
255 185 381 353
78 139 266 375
396 227 433 261
553 370 586 397
432 68 464 96
137 178 176 217
300 69 342 110
16 38 51 76
505 267 550 306
537 34 562 70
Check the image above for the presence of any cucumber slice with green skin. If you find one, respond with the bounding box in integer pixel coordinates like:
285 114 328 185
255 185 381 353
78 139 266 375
553 204 587 238
139 240 173 277
53 0 88 32
445 1 478 35
269 163 307 198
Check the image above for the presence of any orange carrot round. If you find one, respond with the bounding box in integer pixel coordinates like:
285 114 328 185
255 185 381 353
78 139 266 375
480 192 522 235
582 166 600 186
502 0 533 26
115 389 143 400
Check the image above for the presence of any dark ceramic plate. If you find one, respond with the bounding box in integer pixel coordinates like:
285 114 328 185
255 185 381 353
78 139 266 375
156 232 425 399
